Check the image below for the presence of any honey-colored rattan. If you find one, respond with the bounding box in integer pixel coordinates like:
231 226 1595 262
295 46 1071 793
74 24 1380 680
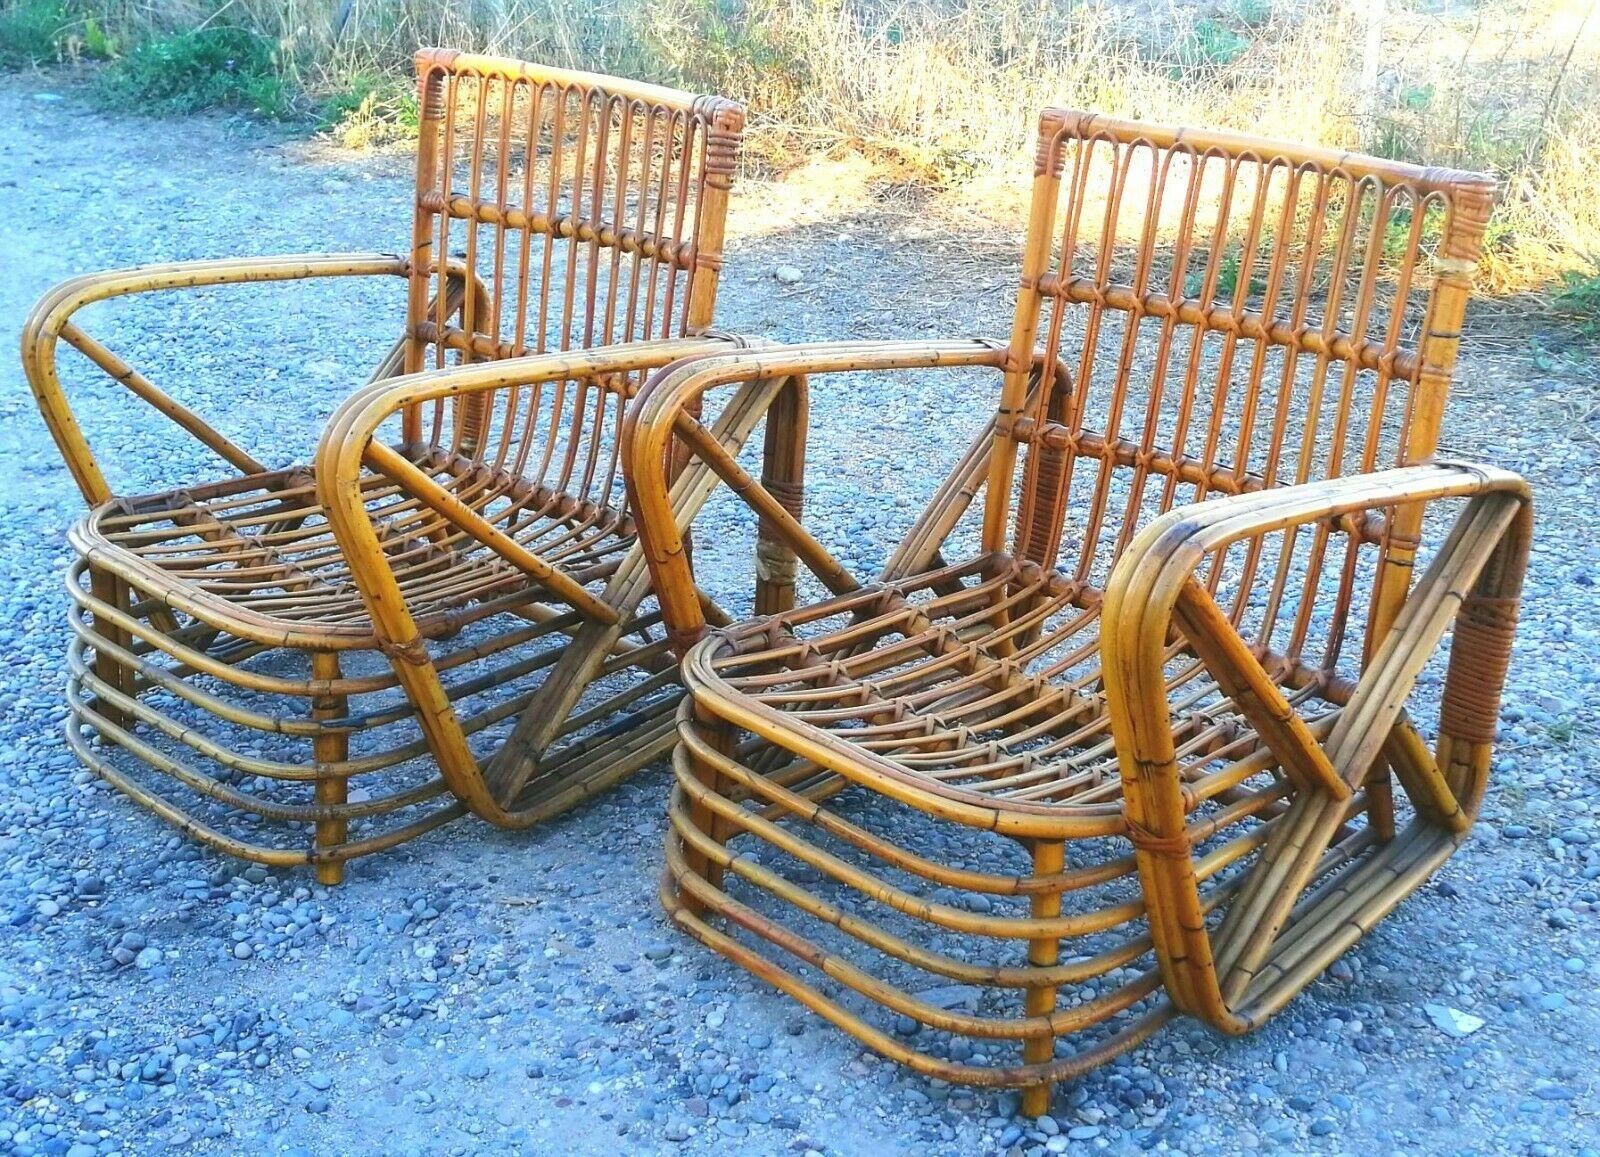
623 111 1532 1106
25 50 751 882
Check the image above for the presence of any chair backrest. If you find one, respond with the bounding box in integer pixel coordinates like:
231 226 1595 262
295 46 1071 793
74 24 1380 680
401 50 743 500
984 109 1496 675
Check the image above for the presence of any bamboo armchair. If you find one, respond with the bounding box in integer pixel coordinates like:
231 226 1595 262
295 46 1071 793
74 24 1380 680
24 50 749 881
624 111 1532 1107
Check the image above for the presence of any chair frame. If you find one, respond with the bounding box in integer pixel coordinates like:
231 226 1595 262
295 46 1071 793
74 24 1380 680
622 110 1532 1107
23 50 753 881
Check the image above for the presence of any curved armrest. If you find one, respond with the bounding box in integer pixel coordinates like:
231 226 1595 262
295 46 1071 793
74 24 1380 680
1102 461 1529 737
314 335 748 644
308 333 752 824
1100 459 1532 1028
22 252 409 505
621 339 1010 653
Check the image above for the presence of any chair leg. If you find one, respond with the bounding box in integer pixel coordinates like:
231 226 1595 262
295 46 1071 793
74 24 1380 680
1021 838 1065 1116
683 701 736 916
311 651 348 886
756 374 808 617
1364 760 1397 842
87 564 139 731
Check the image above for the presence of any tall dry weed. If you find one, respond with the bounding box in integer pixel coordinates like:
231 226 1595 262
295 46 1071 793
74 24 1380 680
33 0 1600 293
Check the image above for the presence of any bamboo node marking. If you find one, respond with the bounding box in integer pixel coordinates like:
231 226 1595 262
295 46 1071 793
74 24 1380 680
755 541 798 584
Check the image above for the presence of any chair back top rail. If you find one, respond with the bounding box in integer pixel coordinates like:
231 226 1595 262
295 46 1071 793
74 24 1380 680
415 49 719 117
1042 109 1497 199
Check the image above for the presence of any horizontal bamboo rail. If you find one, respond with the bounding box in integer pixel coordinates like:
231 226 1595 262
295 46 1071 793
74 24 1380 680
418 194 699 270
1043 275 1422 380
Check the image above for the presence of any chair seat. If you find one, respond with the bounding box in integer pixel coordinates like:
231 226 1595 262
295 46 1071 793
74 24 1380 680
686 552 1327 830
70 446 634 649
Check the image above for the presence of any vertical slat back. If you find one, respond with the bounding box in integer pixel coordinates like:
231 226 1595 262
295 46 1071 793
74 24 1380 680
1000 110 1495 677
402 49 743 510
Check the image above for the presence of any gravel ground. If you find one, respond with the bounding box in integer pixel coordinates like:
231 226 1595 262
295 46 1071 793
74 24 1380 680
1 72 1598 1157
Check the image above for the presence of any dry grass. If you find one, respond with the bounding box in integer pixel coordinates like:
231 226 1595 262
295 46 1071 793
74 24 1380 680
12 0 1600 295
1484 108 1600 293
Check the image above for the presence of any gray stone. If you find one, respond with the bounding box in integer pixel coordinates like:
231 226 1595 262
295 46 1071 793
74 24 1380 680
1424 1004 1485 1038
915 984 984 1011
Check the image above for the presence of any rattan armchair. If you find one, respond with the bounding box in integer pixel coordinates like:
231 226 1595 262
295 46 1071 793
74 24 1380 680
624 111 1532 1107
24 50 749 882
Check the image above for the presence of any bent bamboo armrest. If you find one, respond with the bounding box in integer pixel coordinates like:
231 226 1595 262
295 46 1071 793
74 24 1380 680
1102 460 1531 792
314 335 752 643
22 252 412 506
1100 460 1532 1022
621 339 1012 654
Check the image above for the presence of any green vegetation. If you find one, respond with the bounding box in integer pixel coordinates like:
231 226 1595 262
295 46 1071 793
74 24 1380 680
649 0 800 93
1174 18 1250 73
1555 269 1600 335
0 0 67 66
1183 248 1267 300
315 72 418 147
95 26 287 116
1233 0 1272 27
0 0 117 64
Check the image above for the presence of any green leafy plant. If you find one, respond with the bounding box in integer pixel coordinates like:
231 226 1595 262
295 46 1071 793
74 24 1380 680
318 73 419 147
1233 0 1271 27
1555 267 1600 335
0 0 68 67
1173 18 1249 74
1398 82 1434 112
1529 336 1557 372
96 26 289 117
76 14 115 58
1186 247 1268 299
1379 205 1444 265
